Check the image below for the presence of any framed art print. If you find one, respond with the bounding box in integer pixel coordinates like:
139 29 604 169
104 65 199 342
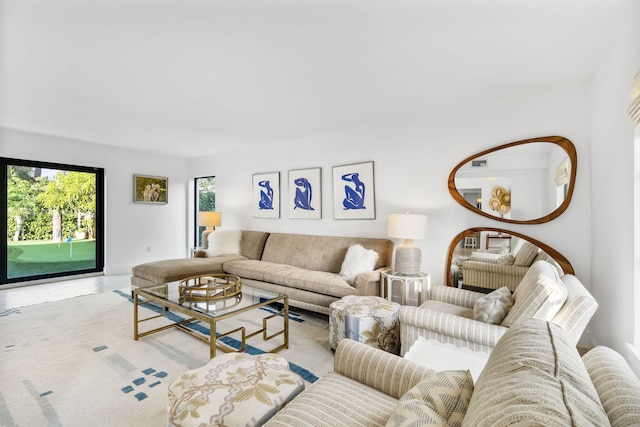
332 161 375 219
134 175 168 204
252 172 280 218
288 167 321 219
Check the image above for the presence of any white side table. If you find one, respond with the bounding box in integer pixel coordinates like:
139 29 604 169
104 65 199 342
404 337 490 381
380 270 430 306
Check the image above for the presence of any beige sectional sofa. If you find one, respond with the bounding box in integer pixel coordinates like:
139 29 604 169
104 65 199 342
265 318 640 426
131 230 393 314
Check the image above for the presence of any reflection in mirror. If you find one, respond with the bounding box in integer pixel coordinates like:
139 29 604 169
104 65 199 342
446 228 574 292
448 136 577 224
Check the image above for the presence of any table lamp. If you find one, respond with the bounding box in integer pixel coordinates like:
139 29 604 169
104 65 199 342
198 211 222 249
388 212 427 275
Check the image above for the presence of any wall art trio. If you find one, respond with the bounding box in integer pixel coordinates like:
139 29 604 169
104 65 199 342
252 161 375 220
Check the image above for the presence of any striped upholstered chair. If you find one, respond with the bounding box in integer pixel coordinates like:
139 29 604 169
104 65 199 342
399 260 598 355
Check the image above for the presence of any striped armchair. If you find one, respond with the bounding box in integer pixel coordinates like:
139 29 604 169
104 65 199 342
399 260 598 355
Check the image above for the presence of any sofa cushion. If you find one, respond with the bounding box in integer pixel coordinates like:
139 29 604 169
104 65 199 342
340 244 379 284
473 287 513 325
501 260 567 327
513 240 539 266
497 254 515 265
462 318 609 426
386 370 473 427
583 346 640 426
206 229 241 257
259 233 392 273
223 260 357 298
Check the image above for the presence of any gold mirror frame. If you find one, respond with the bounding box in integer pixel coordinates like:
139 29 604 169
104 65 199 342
445 227 574 288
448 136 577 224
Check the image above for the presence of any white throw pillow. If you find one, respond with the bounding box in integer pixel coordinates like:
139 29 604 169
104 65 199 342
339 244 379 284
206 229 241 257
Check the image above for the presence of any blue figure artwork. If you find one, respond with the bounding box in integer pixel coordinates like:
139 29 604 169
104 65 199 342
341 172 366 210
293 177 314 211
258 180 274 210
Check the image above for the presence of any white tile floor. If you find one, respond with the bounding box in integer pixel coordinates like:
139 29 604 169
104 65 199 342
0 274 130 310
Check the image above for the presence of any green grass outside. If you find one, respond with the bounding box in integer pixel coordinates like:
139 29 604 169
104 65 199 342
8 239 97 278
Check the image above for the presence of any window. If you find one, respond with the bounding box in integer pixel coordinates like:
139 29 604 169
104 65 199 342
194 176 216 248
1 158 104 284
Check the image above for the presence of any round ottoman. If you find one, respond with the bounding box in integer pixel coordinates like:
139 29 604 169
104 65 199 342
329 295 400 354
167 352 305 427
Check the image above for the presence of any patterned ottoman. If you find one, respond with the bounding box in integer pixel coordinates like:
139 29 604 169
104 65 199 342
329 295 400 354
168 352 305 427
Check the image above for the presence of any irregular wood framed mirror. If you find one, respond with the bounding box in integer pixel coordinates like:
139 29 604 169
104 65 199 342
446 227 574 291
448 136 577 224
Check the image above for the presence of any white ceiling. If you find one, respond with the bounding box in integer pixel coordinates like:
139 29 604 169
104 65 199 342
0 0 628 158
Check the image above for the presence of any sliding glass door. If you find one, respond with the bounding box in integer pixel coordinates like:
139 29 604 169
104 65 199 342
1 158 104 284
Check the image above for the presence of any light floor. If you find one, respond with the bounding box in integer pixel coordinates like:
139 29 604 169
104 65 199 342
0 274 130 310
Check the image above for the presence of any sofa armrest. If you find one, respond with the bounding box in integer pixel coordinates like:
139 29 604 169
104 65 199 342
429 285 485 309
333 339 435 399
352 267 387 297
399 306 507 354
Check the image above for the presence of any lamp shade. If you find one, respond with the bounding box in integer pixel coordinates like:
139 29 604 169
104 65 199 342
198 211 222 228
388 213 427 241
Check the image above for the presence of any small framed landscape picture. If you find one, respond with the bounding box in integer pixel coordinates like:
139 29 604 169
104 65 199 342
134 175 168 204
252 172 280 218
332 161 375 220
288 167 322 219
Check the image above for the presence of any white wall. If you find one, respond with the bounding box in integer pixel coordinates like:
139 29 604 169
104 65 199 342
187 84 594 297
589 0 640 353
0 128 189 274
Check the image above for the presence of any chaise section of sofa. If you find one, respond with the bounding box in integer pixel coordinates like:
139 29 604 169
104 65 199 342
130 230 270 292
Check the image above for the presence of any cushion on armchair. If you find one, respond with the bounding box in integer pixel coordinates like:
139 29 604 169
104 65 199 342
473 287 513 325
386 370 474 427
513 240 539 266
501 260 567 328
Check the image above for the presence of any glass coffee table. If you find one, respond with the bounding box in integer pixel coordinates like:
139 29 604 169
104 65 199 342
133 274 288 358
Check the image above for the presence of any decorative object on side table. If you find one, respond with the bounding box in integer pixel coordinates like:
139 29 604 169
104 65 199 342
198 211 221 249
388 212 427 275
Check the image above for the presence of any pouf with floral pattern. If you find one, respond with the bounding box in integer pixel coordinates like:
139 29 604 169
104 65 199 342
168 352 305 427
329 295 400 354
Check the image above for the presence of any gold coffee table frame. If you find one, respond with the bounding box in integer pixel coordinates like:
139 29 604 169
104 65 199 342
133 276 288 358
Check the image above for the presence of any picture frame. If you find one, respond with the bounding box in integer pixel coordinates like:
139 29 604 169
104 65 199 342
252 172 280 218
133 174 168 204
332 161 375 220
288 167 322 219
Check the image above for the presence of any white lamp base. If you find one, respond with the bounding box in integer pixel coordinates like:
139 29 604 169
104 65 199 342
395 245 422 275
201 228 214 249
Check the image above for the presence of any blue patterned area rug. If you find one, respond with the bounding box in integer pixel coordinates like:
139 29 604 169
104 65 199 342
0 289 333 426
